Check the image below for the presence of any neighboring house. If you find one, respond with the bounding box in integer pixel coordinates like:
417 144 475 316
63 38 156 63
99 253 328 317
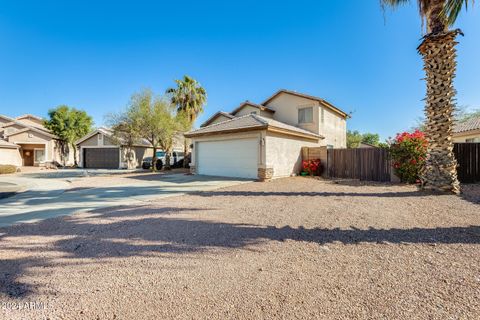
76 128 185 169
76 127 153 169
453 116 480 143
0 114 74 167
185 89 348 180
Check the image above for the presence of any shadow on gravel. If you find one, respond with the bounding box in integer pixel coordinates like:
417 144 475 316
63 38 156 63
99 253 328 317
1 203 479 298
190 190 428 198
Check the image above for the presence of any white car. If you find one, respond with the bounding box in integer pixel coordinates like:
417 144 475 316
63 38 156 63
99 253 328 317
142 151 185 170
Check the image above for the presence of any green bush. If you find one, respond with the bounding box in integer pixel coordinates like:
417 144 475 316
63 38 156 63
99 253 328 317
0 165 17 174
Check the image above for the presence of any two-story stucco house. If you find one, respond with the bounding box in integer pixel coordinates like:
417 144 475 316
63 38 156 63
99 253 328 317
184 89 348 180
0 114 74 167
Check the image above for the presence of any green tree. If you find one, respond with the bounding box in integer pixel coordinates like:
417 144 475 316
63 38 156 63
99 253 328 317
166 75 207 167
105 111 143 169
44 106 93 166
109 89 188 171
361 133 380 146
347 130 381 148
347 130 363 148
381 0 475 193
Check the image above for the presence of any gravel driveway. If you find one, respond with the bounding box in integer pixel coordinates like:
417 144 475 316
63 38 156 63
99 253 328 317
0 178 479 319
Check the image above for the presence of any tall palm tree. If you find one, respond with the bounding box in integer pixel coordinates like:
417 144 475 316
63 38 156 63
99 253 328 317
382 0 474 194
166 76 207 124
166 75 207 167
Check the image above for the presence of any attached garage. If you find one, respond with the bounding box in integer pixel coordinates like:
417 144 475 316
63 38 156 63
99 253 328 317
83 148 119 169
185 114 323 181
197 138 258 179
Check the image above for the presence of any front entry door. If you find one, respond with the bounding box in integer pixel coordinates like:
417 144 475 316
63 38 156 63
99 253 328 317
23 150 34 166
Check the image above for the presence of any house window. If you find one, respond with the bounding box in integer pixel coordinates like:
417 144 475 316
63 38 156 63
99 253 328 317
250 111 258 115
321 107 324 124
34 149 45 163
298 107 313 124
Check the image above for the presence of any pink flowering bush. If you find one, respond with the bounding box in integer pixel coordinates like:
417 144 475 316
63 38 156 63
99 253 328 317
389 130 427 184
302 159 322 176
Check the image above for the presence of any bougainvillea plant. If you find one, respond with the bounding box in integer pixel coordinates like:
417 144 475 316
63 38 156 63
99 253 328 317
302 159 322 176
389 130 428 184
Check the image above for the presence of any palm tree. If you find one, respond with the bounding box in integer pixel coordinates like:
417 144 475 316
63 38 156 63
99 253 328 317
166 75 207 167
382 0 474 194
166 76 207 124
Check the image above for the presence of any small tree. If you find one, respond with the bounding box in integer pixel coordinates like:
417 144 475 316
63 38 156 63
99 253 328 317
389 130 428 184
44 106 93 166
105 111 143 169
109 89 188 171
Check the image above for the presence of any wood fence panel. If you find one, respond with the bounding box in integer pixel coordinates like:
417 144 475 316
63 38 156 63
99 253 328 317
454 143 480 183
326 148 391 182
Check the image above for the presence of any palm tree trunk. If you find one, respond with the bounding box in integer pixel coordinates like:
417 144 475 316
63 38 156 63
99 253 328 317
418 29 462 194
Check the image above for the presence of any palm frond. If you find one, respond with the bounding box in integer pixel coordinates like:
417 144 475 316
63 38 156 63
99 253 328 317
443 0 474 25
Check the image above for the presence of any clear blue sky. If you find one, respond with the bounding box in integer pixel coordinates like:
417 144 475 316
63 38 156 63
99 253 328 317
0 1 478 140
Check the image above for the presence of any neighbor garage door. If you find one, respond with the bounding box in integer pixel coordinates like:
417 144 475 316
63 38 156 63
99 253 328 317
197 138 258 179
84 148 119 169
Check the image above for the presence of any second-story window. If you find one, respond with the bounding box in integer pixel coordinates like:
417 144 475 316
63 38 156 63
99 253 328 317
298 107 313 124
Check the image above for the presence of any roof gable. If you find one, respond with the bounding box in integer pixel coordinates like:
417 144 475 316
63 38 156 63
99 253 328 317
5 126 56 139
230 101 275 116
200 111 236 128
262 89 348 118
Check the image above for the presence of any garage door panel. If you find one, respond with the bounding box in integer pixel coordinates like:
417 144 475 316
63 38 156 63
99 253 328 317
84 148 119 169
197 139 258 179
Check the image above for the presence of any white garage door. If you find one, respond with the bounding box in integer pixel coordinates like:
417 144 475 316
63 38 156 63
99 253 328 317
197 138 258 179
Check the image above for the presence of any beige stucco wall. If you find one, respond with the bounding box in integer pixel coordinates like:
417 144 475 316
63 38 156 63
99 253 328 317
264 93 347 148
264 93 320 134
453 131 480 142
8 130 58 165
120 146 153 169
234 106 274 119
0 148 22 166
320 106 347 148
265 131 321 178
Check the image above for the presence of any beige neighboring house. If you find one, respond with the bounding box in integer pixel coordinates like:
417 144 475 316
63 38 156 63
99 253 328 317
185 89 348 180
0 114 74 167
453 116 480 143
76 127 154 169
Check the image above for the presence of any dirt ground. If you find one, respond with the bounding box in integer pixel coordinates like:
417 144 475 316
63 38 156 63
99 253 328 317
0 177 479 319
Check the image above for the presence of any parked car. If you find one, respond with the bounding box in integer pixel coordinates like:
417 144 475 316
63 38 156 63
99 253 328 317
142 151 185 170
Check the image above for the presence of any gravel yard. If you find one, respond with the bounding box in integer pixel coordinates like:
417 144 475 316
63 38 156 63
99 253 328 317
0 177 479 319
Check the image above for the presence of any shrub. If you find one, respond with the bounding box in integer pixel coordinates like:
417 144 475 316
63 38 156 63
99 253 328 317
302 159 323 176
0 165 17 174
389 130 427 183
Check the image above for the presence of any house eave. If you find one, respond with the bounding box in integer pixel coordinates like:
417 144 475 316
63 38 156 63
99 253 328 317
185 125 321 141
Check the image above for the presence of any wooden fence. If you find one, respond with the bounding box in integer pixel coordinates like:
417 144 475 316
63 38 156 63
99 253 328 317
303 143 479 183
454 143 480 183
302 147 391 182
326 148 391 182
